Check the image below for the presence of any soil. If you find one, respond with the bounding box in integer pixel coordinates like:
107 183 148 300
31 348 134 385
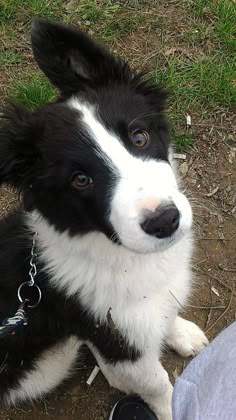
0 2 235 419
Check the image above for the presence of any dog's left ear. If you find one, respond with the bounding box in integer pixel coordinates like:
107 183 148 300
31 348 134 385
0 106 40 190
31 19 130 95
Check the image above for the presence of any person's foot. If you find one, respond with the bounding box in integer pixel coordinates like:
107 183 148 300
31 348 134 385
109 396 158 420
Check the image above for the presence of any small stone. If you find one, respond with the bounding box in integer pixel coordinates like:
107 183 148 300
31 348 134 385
179 162 188 176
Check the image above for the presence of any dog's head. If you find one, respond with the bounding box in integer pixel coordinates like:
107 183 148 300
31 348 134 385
0 20 192 253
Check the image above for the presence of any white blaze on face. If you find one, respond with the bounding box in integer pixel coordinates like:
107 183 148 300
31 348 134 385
69 98 192 253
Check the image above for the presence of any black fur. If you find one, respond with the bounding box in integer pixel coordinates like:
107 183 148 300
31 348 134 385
0 19 169 401
0 213 139 397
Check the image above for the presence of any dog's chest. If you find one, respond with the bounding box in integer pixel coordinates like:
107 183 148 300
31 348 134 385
91 258 190 352
41 233 192 353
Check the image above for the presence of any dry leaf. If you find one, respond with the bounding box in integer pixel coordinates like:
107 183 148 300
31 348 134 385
165 48 177 56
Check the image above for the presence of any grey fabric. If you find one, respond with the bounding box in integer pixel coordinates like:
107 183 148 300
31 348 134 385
172 321 236 420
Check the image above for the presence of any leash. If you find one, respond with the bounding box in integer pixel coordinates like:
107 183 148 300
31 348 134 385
0 232 41 338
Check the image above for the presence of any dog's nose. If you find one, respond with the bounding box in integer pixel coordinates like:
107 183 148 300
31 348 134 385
141 205 180 238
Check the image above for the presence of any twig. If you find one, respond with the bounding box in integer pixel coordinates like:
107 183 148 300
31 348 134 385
205 186 219 197
169 290 184 308
205 290 234 333
205 277 214 329
196 233 236 242
206 307 213 329
194 267 236 297
193 257 209 266
219 267 236 273
191 123 233 130
44 401 49 416
187 305 225 309
197 237 226 241
169 290 225 310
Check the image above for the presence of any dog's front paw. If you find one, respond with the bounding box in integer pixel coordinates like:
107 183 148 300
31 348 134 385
156 406 172 420
166 316 209 357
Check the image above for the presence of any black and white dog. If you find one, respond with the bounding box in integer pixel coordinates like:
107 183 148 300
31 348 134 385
0 20 208 420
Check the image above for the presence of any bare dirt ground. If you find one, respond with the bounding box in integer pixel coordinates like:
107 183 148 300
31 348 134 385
0 1 235 419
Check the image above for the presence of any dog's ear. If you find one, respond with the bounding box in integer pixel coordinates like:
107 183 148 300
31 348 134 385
31 19 131 95
0 106 40 190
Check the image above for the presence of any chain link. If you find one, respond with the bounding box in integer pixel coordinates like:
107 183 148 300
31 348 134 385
28 232 38 286
17 231 42 309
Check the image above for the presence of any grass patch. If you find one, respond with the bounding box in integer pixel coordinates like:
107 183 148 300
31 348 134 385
20 0 64 19
0 50 22 65
216 1 236 51
192 0 236 51
0 0 64 22
0 1 17 21
0 0 234 151
67 0 149 43
10 73 56 110
174 132 193 150
153 55 235 118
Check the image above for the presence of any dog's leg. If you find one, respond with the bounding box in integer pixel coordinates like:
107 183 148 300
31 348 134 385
165 316 209 357
89 345 173 420
4 336 80 405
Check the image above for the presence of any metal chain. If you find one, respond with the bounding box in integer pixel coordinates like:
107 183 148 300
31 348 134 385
28 232 38 286
17 231 42 309
1 232 41 337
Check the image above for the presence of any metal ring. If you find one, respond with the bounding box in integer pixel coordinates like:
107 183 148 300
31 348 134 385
17 282 42 309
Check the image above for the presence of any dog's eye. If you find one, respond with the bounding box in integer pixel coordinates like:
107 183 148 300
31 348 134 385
72 172 93 189
131 130 149 149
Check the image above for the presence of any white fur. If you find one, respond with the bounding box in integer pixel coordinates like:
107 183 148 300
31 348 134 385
25 211 197 420
21 101 208 420
166 316 209 357
28 211 193 352
89 342 173 420
69 99 192 253
5 336 80 405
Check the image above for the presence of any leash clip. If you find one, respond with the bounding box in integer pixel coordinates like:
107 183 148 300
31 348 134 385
0 301 28 337
0 231 41 338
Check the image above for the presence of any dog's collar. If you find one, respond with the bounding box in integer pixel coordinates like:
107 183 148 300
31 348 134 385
0 232 41 338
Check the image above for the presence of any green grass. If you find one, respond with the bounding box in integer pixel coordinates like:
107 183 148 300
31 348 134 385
152 52 235 149
174 132 193 149
216 1 236 51
192 0 236 51
10 74 56 110
67 0 149 43
0 0 234 150
153 55 235 114
150 0 236 148
20 0 64 19
0 0 64 21
0 50 22 65
0 1 17 21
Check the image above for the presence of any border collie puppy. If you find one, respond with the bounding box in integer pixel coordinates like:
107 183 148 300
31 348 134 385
0 20 208 420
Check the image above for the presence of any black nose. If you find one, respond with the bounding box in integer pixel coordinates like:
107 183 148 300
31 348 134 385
141 205 180 238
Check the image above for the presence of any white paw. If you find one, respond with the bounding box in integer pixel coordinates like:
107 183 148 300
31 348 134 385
166 317 209 358
156 406 172 420
149 392 173 420
147 379 173 420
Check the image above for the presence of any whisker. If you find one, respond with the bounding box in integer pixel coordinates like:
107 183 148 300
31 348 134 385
128 111 164 128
